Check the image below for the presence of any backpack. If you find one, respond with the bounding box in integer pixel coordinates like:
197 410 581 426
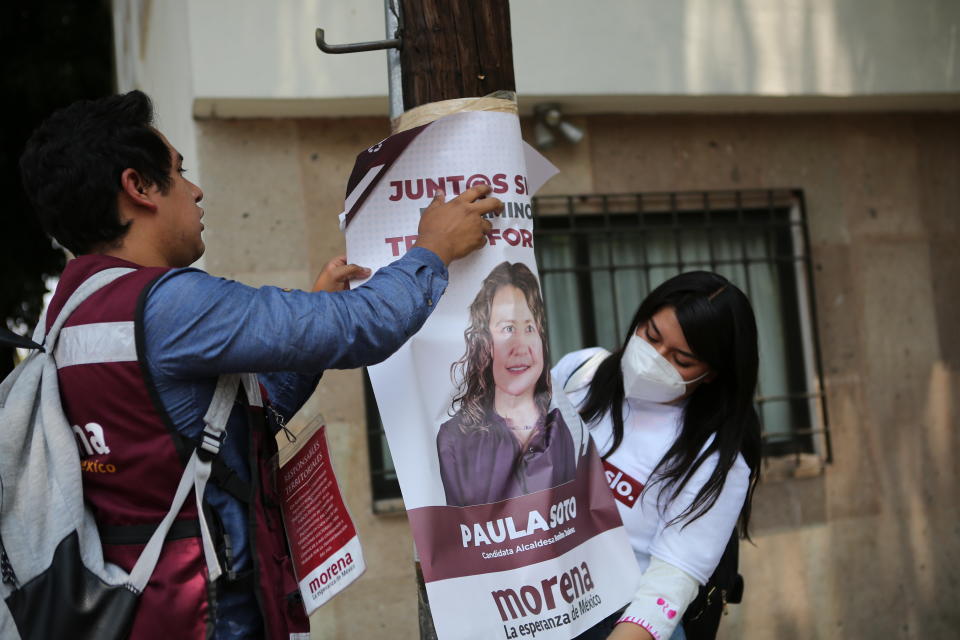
681 530 743 640
0 268 238 640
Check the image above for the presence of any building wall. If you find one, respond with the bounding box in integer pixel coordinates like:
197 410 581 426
181 0 960 117
113 0 201 191
194 111 959 639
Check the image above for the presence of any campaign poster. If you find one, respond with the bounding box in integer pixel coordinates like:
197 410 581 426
277 418 365 614
341 109 640 639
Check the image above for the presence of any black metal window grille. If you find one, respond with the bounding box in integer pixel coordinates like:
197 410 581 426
533 189 829 460
365 188 829 502
364 370 401 502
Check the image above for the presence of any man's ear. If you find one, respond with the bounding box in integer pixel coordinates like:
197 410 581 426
119 168 158 212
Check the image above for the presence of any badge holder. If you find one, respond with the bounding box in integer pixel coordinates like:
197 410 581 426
275 415 366 615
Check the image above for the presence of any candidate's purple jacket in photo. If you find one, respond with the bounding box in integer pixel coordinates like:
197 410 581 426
437 407 576 507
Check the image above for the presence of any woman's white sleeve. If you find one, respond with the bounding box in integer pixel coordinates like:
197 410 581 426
616 458 749 638
648 453 750 584
617 556 700 640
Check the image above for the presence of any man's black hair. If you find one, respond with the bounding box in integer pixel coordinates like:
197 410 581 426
19 90 172 256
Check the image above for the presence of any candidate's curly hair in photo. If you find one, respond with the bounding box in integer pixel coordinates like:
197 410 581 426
449 261 552 432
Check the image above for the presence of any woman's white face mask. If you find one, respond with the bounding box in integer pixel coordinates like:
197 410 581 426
620 333 708 403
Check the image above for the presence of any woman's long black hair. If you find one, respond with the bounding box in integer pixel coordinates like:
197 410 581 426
578 271 762 538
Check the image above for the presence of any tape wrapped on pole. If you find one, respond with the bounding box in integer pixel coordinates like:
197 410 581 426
391 91 518 134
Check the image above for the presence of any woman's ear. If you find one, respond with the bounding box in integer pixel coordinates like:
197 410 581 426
704 370 718 383
119 168 157 212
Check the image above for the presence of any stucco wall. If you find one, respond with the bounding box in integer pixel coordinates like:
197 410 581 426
183 0 960 117
551 113 960 639
537 112 960 638
113 0 201 193
193 111 959 639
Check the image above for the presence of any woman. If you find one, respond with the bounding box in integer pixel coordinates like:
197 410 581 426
437 261 576 507
555 271 761 640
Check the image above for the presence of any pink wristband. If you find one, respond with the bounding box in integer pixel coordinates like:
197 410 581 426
616 616 661 639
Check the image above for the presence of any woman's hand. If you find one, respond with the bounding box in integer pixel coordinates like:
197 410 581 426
312 255 371 292
607 622 655 640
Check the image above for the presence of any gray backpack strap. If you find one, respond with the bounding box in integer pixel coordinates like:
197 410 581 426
128 373 244 591
33 267 136 348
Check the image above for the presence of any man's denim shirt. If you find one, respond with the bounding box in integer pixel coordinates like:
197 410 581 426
143 248 446 637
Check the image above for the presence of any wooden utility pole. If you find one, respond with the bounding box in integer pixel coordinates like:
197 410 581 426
398 0 516 111
316 3 517 637
397 2 517 637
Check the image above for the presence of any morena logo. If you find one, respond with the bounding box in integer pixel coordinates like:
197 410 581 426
491 561 595 621
308 552 354 594
72 422 110 457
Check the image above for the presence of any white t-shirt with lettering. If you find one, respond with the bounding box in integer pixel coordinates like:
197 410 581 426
553 348 750 585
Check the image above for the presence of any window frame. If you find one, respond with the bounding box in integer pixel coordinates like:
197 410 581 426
531 188 830 462
364 188 831 503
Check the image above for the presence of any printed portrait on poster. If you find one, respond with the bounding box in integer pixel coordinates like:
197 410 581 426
437 261 576 507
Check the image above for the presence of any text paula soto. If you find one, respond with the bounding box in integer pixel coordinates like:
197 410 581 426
460 498 577 548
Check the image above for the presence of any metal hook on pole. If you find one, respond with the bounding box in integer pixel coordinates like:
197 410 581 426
316 1 403 55
315 28 401 54
315 1 404 119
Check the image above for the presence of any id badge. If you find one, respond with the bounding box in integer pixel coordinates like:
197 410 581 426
276 416 365 614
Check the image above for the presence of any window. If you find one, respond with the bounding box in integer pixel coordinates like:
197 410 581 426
534 189 829 459
365 188 829 503
364 370 403 504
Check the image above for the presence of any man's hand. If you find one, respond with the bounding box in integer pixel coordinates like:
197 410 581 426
414 184 502 265
312 255 371 292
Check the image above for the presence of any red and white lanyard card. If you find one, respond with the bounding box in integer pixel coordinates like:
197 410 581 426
277 416 365 615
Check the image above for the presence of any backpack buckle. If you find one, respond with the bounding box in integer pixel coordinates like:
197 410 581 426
198 428 224 460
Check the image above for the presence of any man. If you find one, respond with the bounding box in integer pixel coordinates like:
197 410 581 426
18 90 500 639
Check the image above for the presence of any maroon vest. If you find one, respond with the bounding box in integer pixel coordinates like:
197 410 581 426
48 254 309 639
